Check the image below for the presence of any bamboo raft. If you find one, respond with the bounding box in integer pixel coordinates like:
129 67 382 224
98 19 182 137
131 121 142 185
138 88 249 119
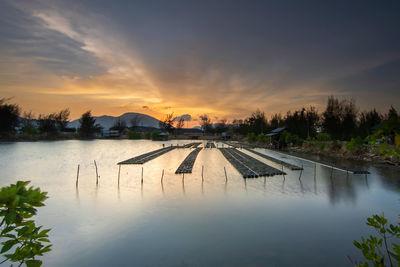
175 148 202 174
219 148 285 178
245 148 303 170
224 141 369 174
205 142 216 148
182 142 202 148
271 150 370 174
118 146 176 165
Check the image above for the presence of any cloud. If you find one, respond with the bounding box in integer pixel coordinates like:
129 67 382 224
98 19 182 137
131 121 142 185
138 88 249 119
1 0 399 122
173 114 192 122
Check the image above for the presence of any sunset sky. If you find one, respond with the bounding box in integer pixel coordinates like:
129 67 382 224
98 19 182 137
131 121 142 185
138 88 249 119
1 0 399 124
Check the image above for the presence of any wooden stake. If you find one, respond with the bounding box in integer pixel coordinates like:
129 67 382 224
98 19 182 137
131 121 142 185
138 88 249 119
201 165 204 181
118 164 121 186
224 167 228 182
141 167 144 184
314 163 317 178
94 160 99 185
161 169 164 182
76 164 80 188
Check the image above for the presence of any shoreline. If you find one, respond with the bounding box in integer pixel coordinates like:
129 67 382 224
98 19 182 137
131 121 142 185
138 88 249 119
226 140 400 167
1 137 399 167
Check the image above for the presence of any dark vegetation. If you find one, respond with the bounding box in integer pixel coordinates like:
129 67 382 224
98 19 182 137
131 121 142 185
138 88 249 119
0 98 103 140
350 212 400 267
0 181 51 267
78 111 102 138
0 98 20 137
0 96 399 157
227 96 399 161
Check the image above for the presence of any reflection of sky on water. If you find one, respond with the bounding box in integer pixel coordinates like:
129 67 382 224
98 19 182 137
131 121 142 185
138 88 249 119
0 140 399 266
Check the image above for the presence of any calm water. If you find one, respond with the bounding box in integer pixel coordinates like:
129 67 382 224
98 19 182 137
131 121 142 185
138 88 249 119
0 140 399 266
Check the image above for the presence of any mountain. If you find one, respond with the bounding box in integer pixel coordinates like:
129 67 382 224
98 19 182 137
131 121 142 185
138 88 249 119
68 112 161 130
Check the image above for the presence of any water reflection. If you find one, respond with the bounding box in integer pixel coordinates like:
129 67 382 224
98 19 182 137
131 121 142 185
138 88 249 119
75 186 80 203
0 140 399 267
182 174 186 196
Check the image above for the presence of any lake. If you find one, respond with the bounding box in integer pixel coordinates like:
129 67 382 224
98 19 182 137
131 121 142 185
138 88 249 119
0 140 399 266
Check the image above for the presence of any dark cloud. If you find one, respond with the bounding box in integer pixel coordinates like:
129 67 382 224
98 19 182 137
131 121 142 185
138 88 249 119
173 114 192 121
1 0 399 118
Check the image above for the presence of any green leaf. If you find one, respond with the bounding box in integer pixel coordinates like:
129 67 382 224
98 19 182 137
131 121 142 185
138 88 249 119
5 210 16 224
1 239 18 253
25 259 42 267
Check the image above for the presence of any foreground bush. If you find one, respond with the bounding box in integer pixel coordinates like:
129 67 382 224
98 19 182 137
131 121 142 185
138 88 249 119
351 213 400 267
0 181 51 267
346 137 365 154
127 131 142 139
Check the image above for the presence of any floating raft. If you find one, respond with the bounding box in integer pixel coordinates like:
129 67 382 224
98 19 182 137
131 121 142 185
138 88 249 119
182 142 202 148
118 147 176 165
245 148 303 170
205 142 216 148
175 148 202 174
270 150 370 174
219 148 285 178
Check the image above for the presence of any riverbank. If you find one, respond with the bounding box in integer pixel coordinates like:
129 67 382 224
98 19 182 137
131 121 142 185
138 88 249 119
230 139 400 167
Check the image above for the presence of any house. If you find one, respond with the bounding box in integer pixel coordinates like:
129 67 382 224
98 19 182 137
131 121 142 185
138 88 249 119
157 132 169 141
266 127 286 148
102 130 120 137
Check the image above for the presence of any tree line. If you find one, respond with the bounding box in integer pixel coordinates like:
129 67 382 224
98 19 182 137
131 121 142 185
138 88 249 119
1 96 399 142
0 98 101 138
225 96 397 143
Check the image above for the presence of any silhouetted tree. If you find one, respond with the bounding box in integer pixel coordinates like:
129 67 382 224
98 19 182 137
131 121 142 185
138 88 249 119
358 109 382 138
245 109 268 134
176 118 185 133
379 106 400 144
21 111 37 135
110 118 127 132
215 119 228 134
78 111 102 138
55 109 70 131
199 114 213 134
322 96 359 140
232 119 248 135
322 96 343 140
341 99 358 140
285 109 307 138
0 98 20 135
305 106 320 138
270 113 284 129
159 113 175 133
387 105 399 120
38 113 57 134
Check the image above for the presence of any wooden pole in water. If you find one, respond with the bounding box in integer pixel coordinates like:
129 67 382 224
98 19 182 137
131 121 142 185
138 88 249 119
94 160 99 185
118 164 121 186
76 164 80 188
141 167 144 184
314 163 317 178
161 169 164 182
224 167 228 182
330 166 334 178
201 165 204 181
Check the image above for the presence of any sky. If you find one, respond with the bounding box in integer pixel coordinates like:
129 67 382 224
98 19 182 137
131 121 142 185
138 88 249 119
1 0 399 125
